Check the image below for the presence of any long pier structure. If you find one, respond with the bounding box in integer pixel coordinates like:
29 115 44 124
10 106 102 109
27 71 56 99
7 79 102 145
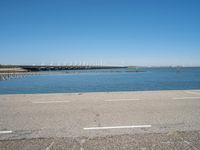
18 65 126 71
0 65 127 80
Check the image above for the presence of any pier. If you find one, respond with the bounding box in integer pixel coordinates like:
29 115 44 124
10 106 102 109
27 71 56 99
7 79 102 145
18 65 126 71
0 65 127 81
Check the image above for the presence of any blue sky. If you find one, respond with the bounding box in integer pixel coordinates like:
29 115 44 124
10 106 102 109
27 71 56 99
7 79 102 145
0 0 200 66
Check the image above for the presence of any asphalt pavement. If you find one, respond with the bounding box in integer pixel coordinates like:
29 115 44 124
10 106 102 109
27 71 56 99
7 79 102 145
0 90 200 149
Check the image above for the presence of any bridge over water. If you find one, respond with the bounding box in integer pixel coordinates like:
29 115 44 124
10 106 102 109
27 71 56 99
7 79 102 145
18 65 127 71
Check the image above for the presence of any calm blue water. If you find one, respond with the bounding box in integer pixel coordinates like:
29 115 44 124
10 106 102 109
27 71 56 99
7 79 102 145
0 67 200 94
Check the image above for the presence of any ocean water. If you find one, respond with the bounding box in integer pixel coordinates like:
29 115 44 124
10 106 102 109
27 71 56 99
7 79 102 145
0 67 200 94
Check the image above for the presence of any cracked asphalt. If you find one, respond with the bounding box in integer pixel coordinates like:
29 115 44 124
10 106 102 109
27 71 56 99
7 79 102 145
1 131 200 150
0 90 200 149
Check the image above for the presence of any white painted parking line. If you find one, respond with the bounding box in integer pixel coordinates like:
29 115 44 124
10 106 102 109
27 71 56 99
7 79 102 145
173 97 200 100
104 99 140 102
0 130 12 134
84 125 151 130
31 101 70 104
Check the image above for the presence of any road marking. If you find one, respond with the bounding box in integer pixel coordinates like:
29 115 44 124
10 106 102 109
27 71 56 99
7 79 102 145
84 125 151 130
46 141 55 150
0 130 12 134
31 101 70 104
173 97 200 100
104 99 140 102
184 91 200 95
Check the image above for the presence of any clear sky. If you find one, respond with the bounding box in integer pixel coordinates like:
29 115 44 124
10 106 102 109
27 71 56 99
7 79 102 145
0 0 200 66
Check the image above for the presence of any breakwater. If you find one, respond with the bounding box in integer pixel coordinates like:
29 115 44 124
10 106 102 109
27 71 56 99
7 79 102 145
0 73 29 81
0 71 72 81
19 65 126 71
0 65 127 81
